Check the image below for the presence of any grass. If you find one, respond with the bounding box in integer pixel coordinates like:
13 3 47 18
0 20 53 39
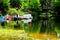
0 29 33 40
0 29 58 40
0 21 60 40
55 27 60 33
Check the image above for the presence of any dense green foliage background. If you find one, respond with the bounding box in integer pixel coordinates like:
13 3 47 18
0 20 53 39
0 0 60 33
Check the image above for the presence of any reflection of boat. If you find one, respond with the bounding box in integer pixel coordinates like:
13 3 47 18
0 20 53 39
13 14 33 23
22 14 33 23
5 14 12 23
0 15 5 22
0 14 33 23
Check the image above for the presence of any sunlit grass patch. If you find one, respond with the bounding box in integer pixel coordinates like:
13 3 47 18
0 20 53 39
0 29 59 40
0 29 33 40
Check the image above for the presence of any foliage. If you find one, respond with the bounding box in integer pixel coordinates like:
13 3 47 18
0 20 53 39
9 8 17 14
10 0 21 8
0 0 10 15
0 29 33 40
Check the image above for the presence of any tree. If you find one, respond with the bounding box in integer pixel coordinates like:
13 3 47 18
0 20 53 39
0 0 10 15
10 0 21 8
53 1 60 29
27 1 41 32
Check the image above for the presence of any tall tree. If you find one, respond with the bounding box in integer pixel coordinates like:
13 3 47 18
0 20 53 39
27 0 41 32
53 0 60 29
10 0 21 8
0 0 10 15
